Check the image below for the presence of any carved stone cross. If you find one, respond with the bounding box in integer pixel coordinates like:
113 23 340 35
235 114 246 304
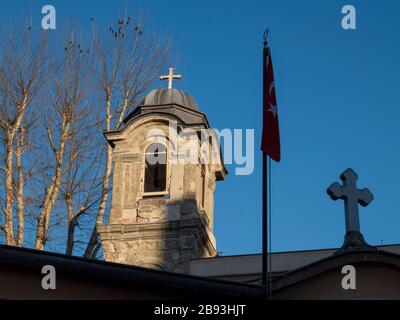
327 168 373 234
160 67 182 89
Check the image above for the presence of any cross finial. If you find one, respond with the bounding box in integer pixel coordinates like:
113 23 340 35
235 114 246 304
160 67 182 89
327 168 374 250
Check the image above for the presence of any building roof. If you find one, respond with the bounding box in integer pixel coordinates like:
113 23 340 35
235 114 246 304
140 88 200 111
0 244 263 299
122 88 208 128
271 248 400 294
190 244 400 283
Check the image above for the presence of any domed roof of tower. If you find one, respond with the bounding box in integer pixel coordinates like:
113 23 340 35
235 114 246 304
139 88 199 111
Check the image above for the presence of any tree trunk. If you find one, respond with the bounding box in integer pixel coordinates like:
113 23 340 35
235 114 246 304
4 103 27 246
84 94 112 258
65 196 75 255
4 134 15 246
34 117 70 250
15 127 25 246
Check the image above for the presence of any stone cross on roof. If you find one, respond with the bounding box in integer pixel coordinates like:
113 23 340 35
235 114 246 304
160 67 182 89
327 168 374 250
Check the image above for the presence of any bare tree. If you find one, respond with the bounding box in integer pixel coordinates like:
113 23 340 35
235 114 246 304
61 99 104 256
0 13 171 257
33 34 93 250
0 25 47 246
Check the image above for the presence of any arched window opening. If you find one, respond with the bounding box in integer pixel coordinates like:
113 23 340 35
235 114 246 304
144 143 167 193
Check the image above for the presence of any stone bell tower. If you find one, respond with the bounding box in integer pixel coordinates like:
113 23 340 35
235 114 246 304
98 68 227 273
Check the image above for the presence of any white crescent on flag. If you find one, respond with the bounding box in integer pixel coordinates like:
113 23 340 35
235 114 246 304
267 81 278 118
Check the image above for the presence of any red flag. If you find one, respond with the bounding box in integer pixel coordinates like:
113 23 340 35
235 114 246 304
261 44 281 162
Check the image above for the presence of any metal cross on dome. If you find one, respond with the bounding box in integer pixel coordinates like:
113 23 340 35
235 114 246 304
327 168 374 236
160 67 182 89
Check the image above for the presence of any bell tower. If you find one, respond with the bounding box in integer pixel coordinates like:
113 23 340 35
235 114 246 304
98 70 226 273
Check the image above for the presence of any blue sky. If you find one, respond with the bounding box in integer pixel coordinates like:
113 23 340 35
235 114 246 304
1 0 399 256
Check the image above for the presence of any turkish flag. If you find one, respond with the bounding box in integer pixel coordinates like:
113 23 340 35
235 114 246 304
261 45 281 162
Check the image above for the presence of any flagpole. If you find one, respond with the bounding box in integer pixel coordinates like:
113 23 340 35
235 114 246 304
261 27 279 301
262 29 269 299
268 156 272 300
262 151 268 298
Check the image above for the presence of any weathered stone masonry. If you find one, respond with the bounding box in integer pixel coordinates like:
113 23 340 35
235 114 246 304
98 88 226 273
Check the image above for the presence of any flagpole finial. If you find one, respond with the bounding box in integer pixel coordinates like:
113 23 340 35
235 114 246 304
263 28 270 46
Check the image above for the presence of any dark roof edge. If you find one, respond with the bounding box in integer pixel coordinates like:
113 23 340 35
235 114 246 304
0 244 263 299
123 103 209 126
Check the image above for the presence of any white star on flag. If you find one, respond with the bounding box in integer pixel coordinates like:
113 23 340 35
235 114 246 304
268 103 278 118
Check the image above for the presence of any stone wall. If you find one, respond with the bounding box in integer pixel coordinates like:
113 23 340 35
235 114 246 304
98 113 225 273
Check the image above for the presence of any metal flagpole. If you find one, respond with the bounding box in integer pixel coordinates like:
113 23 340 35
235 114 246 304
262 152 268 299
262 29 270 300
268 157 272 300
262 27 279 301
